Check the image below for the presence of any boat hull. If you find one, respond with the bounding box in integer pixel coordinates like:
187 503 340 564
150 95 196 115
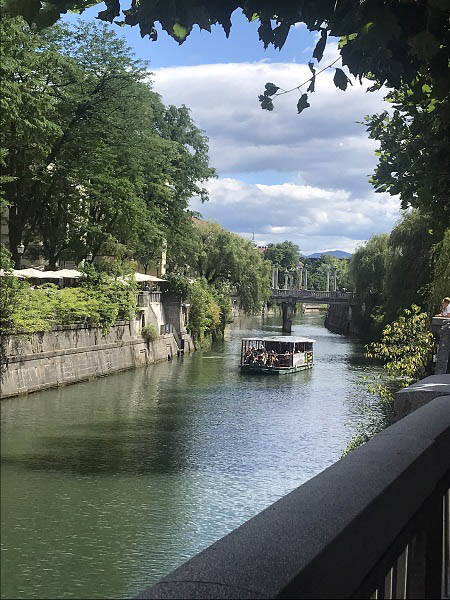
240 363 313 375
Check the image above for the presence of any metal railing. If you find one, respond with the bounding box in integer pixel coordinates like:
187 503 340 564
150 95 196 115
135 395 450 599
271 288 354 301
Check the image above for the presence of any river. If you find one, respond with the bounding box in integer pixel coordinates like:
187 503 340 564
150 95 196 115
1 313 379 599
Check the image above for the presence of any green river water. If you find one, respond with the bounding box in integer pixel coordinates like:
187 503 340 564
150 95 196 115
1 313 379 599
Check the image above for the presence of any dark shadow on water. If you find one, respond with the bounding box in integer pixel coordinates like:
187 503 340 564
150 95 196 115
1 419 194 475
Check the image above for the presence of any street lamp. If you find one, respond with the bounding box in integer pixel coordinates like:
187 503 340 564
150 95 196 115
17 242 25 268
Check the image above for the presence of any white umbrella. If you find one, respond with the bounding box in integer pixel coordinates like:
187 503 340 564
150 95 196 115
54 269 82 278
134 273 166 282
15 268 48 279
0 269 26 278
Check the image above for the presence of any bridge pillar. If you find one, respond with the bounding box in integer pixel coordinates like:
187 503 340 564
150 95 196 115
326 269 330 292
281 302 294 333
333 266 337 292
298 262 303 289
271 266 277 288
304 268 308 290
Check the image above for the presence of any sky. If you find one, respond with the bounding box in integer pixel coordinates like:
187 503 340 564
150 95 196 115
63 5 401 256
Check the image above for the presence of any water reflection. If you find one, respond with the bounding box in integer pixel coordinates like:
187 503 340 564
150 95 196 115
1 314 379 599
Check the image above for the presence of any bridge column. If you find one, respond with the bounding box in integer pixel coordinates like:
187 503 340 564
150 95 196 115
333 266 337 292
284 272 288 290
281 302 294 333
298 262 303 289
326 269 330 292
271 265 277 288
304 268 308 290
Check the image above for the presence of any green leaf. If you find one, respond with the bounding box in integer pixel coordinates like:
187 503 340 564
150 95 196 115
273 23 290 50
333 68 352 91
312 29 327 62
264 82 279 96
297 93 310 114
3 0 41 24
173 23 189 41
409 31 441 60
259 94 274 111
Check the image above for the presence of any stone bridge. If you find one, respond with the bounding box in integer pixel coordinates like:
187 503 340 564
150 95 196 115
270 288 354 333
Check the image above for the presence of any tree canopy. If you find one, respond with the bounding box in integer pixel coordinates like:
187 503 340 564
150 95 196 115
1 17 215 268
8 1 449 107
263 241 300 271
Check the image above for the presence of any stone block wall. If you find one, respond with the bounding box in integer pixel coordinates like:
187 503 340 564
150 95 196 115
325 304 355 335
0 320 185 399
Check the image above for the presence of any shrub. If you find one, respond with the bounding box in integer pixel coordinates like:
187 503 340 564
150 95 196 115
141 324 159 343
188 278 223 345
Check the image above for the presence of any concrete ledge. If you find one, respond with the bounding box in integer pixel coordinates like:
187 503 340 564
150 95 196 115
394 374 450 420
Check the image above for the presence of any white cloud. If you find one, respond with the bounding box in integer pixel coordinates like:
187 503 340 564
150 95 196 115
152 61 388 191
151 61 399 253
190 178 400 256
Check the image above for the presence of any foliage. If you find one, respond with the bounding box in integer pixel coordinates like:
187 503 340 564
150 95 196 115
8 0 449 229
383 211 436 321
349 234 389 305
303 255 351 292
344 304 433 455
341 378 397 456
188 278 222 346
185 220 271 314
264 241 300 271
428 228 450 314
1 260 138 336
8 284 59 334
366 305 433 383
164 271 192 300
14 1 449 112
0 244 22 334
141 324 159 343
1 16 215 268
365 92 450 227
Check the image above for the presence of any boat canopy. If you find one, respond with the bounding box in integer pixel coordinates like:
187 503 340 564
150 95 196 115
241 336 315 344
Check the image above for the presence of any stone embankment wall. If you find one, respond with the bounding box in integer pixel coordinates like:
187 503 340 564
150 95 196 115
0 319 191 399
1 291 195 399
324 303 358 335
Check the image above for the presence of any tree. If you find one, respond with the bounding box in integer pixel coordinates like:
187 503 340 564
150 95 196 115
383 210 436 321
175 219 271 313
349 234 389 307
11 1 449 111
264 241 300 270
366 305 434 384
0 15 73 266
364 89 450 227
305 255 351 292
428 228 450 315
1 17 216 268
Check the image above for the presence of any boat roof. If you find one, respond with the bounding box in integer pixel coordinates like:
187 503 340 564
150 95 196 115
241 336 315 343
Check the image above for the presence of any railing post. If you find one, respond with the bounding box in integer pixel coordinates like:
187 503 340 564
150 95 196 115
424 491 444 598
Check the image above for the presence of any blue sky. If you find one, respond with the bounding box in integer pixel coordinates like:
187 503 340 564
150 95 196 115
63 5 400 255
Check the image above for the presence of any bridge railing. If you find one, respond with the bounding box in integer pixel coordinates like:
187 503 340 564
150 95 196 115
271 288 354 301
135 395 450 599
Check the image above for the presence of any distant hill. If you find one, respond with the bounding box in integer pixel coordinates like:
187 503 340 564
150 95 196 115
306 250 352 259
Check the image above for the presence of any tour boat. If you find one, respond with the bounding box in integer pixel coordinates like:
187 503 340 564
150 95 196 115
240 336 315 375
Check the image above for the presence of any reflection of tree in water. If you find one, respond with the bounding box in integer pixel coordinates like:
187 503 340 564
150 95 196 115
1 350 228 476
